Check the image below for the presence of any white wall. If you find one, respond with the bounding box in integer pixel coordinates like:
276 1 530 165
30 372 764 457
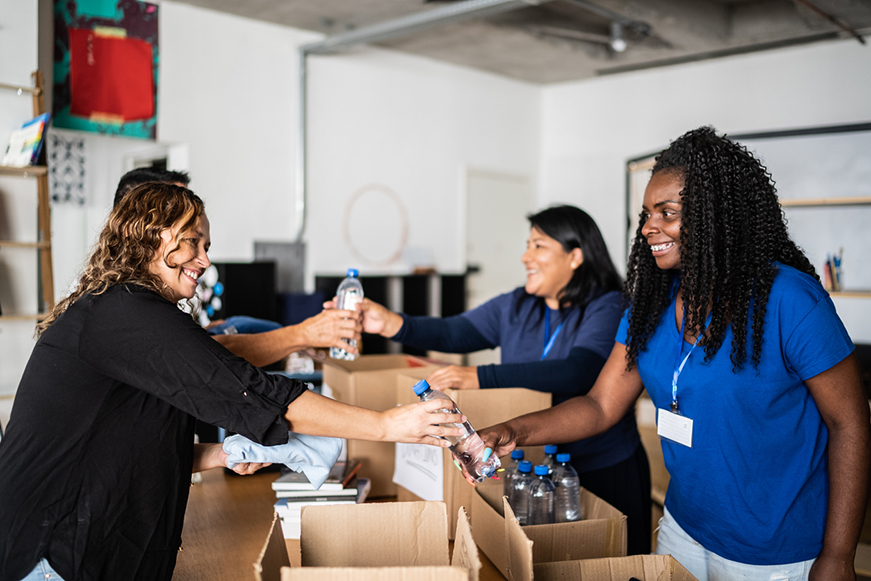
0 0 40 395
539 39 871 341
539 39 871 264
158 2 540 285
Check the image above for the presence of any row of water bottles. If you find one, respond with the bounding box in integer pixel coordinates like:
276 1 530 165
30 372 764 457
503 446 582 525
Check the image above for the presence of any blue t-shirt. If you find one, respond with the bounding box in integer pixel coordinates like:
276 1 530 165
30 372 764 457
396 288 639 471
616 263 853 565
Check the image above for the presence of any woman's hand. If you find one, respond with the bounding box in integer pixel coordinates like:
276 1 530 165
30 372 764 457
427 366 480 391
477 422 519 460
356 298 404 337
380 399 467 446
192 442 272 474
301 307 362 353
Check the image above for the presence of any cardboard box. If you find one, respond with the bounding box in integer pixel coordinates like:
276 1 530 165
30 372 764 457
534 554 697 580
472 478 627 579
254 501 479 581
394 374 551 538
637 391 669 505
323 355 440 497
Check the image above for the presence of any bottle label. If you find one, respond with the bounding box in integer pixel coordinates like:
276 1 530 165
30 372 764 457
340 292 361 311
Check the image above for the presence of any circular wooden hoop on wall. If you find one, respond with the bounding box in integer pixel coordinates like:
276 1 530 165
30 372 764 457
341 183 409 267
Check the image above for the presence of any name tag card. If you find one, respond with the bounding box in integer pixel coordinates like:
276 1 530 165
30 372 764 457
657 408 694 448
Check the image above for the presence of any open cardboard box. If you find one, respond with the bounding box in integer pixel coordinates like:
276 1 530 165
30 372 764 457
323 355 441 496
534 554 697 580
394 373 551 539
472 478 627 579
254 501 479 581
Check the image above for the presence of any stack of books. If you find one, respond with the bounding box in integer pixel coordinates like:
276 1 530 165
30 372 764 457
272 459 370 539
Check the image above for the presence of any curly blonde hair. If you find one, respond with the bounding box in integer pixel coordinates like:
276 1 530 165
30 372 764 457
37 182 205 336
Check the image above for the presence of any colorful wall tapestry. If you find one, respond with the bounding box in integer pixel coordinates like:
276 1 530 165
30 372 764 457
53 0 158 139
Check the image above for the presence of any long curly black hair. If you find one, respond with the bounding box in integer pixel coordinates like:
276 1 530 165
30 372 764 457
624 127 817 370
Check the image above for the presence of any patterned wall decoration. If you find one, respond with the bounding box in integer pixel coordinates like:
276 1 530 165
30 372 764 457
53 0 159 139
48 133 86 204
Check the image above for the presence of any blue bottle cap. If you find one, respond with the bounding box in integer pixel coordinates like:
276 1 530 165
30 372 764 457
347 268 359 277
544 445 558 454
556 453 571 463
517 460 533 473
412 379 431 396
510 450 525 460
534 465 550 476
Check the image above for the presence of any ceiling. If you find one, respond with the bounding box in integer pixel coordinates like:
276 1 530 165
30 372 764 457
172 0 871 84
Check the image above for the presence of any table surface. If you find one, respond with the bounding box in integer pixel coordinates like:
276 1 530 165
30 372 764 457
172 469 505 580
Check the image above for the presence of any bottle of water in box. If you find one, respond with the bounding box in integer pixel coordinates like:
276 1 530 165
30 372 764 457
553 453 582 522
509 460 534 525
528 464 556 525
502 449 525 498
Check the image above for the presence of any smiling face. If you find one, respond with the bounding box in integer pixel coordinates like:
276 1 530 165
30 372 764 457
150 213 211 302
641 171 684 271
522 226 582 308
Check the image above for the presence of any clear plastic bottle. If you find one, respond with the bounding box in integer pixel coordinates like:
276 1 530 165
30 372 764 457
553 453 582 522
541 445 558 471
330 269 364 361
509 460 534 525
412 380 501 483
527 465 556 525
502 449 525 498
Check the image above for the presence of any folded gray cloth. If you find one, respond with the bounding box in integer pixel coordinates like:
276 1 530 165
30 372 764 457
222 432 343 489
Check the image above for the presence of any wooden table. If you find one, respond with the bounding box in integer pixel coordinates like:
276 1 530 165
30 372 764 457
172 469 505 580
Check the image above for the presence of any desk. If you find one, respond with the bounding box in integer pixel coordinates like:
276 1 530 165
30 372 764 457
172 469 505 580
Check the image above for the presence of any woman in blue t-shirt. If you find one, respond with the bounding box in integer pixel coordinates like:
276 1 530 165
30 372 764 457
479 127 870 581
357 205 652 554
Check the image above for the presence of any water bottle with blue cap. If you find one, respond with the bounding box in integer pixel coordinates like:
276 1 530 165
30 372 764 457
541 444 558 471
553 453 582 522
412 379 500 484
509 460 534 525
330 268 363 360
528 464 556 525
502 449 525 498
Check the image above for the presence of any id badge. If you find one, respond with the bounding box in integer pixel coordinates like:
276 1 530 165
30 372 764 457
657 408 694 448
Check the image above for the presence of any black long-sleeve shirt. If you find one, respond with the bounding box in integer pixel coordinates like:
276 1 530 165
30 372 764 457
0 284 307 581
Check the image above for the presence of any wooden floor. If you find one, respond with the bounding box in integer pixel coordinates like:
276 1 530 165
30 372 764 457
172 469 505 580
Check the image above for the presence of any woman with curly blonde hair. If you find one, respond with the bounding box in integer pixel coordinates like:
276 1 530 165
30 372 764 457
0 183 465 581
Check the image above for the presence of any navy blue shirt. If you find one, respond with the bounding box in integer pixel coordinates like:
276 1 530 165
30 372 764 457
394 288 639 471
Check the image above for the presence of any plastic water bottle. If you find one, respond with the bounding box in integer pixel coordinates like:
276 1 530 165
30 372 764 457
528 465 556 525
542 445 558 471
412 380 501 483
330 269 364 360
509 460 534 525
553 453 582 522
502 449 525 498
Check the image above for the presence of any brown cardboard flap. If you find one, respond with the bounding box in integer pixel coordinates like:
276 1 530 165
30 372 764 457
470 486 509 577
254 513 291 581
503 497 534 581
533 554 698 581
452 506 481 581
300 502 449 568
281 566 468 581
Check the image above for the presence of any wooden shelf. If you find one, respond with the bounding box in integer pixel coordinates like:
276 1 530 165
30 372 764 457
780 196 871 207
0 241 50 249
0 165 48 177
0 314 44 322
830 291 871 299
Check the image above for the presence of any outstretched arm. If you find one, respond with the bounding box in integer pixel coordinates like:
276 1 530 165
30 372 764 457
212 308 362 367
806 354 871 581
283 389 466 447
479 342 644 457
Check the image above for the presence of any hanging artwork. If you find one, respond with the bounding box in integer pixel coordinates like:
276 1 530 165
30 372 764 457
53 0 159 139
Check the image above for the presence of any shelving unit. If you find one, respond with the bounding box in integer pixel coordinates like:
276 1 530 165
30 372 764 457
780 196 871 298
0 71 54 321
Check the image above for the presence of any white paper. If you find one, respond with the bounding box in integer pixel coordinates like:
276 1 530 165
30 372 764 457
392 442 444 501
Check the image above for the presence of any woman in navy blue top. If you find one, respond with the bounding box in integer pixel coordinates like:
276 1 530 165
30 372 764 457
360 205 652 554
479 128 870 581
